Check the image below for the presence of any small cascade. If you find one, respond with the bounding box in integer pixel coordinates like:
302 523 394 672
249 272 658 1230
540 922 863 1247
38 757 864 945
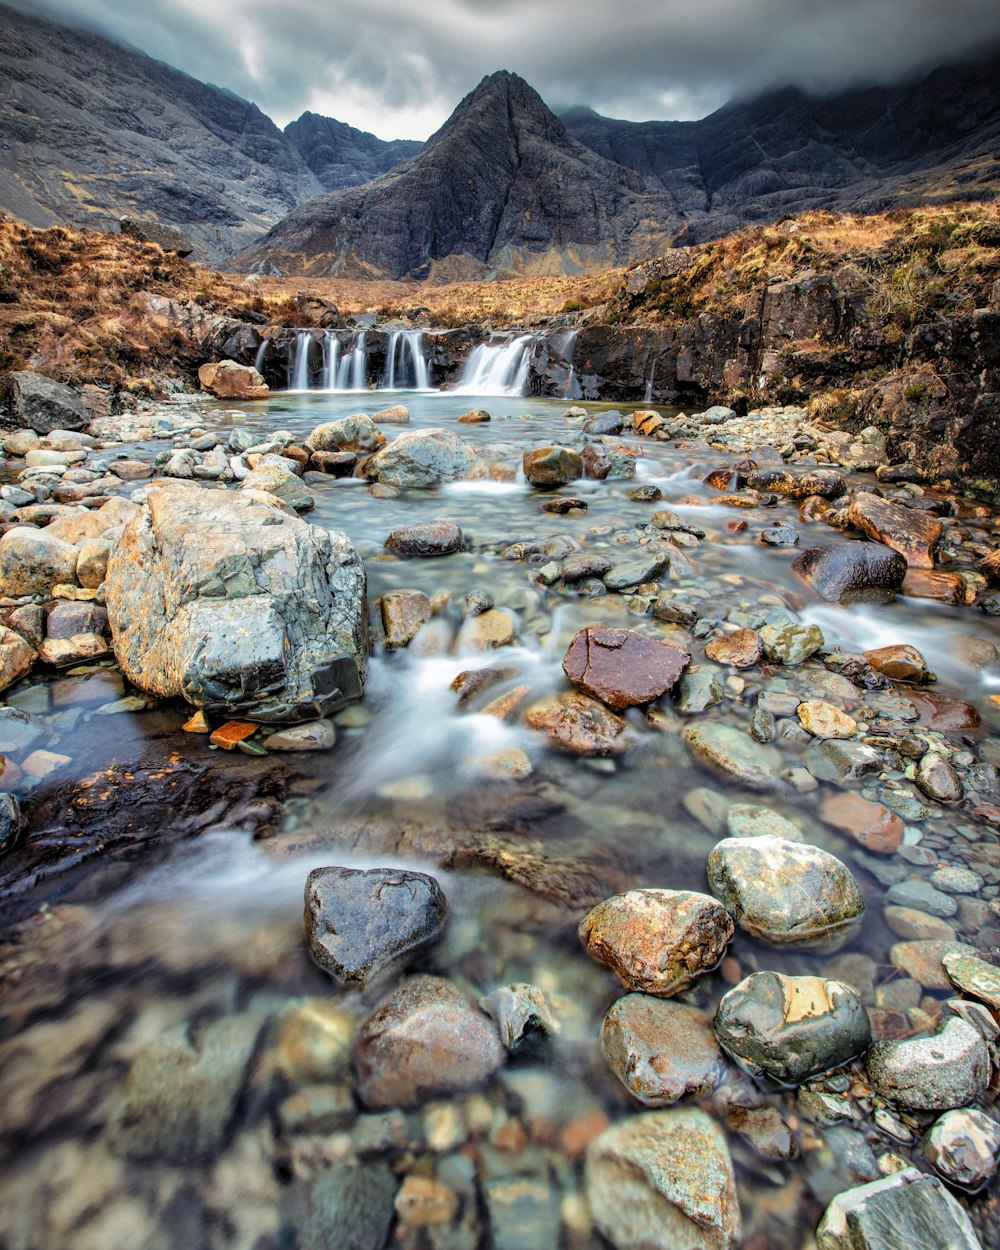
253 338 268 377
456 334 534 396
562 330 580 399
383 329 430 390
644 350 661 404
290 330 314 391
335 330 367 391
321 331 341 391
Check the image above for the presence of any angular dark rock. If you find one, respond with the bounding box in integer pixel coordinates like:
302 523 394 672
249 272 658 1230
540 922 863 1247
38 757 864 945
1 371 89 433
384 521 463 557
793 541 907 604
562 626 689 709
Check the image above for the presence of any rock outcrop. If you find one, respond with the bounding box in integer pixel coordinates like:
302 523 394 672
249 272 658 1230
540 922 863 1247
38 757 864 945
105 485 367 721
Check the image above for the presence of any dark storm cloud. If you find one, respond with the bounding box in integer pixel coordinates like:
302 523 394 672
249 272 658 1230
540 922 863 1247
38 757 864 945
7 0 1000 138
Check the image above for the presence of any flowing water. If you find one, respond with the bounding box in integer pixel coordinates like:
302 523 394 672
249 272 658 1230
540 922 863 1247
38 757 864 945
2 388 1000 1249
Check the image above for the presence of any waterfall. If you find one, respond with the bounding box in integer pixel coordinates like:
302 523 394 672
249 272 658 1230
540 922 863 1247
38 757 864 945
253 338 268 377
291 330 313 391
383 329 430 390
333 331 367 391
456 334 533 396
322 331 340 391
563 330 580 399
644 351 660 404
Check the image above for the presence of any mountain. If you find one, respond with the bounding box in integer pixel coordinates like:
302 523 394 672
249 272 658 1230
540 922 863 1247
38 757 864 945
283 112 422 192
0 4 417 261
233 71 678 280
562 51 1000 242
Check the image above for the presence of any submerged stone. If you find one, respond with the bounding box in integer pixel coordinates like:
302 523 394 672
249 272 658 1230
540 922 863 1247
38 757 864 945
479 983 560 1049
602 996 727 1105
562 626 689 710
683 723 785 791
866 1017 990 1111
816 1168 983 1250
793 541 907 604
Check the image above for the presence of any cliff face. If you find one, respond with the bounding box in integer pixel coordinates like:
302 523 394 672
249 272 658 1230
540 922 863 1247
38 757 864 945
562 50 1000 243
232 72 678 280
0 4 415 262
283 113 422 192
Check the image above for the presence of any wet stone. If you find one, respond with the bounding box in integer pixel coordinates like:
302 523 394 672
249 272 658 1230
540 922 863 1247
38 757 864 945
380 589 431 649
866 1017 990 1111
797 700 857 739
714 972 871 1085
0 792 24 855
683 723 785 791
580 888 733 997
266 720 336 751
915 752 964 802
604 554 669 589
602 995 727 1105
674 670 723 713
304 866 448 987
943 950 1000 1010
848 491 942 569
792 541 907 604
819 791 904 855
816 1169 983 1250
289 1165 398 1250
725 803 803 841
484 1175 561 1250
385 520 463 557
705 628 761 668
479 983 560 1050
524 690 628 756
891 940 986 991
806 739 882 782
522 445 583 489
862 644 932 684
562 626 689 710
352 975 505 1108
924 1107 1000 1192
585 1108 741 1250
759 620 824 664
707 835 865 950
885 878 957 919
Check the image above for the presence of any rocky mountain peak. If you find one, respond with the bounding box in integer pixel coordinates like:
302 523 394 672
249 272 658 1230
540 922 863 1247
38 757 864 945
429 69 570 148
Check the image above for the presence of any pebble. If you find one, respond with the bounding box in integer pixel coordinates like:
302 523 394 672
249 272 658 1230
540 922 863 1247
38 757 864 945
924 1107 1000 1191
602 996 727 1104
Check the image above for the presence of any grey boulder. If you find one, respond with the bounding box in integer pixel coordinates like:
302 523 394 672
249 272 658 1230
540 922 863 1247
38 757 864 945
105 485 366 721
866 1016 990 1111
816 1168 983 1250
360 427 473 488
1 370 89 433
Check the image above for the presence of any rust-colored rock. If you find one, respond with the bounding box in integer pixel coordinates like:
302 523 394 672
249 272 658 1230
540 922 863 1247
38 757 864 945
524 691 628 756
209 720 260 749
848 491 941 569
579 888 734 996
380 590 431 649
562 626 689 710
522 446 583 489
908 692 981 733
862 644 932 684
632 410 665 437
705 629 761 669
197 360 268 400
903 569 973 605
457 409 490 424
819 792 904 855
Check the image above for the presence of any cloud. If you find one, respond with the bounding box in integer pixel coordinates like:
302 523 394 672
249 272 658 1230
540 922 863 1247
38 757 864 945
7 0 1000 139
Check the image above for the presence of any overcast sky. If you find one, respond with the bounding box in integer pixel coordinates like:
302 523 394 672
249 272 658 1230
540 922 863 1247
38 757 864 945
9 0 1000 139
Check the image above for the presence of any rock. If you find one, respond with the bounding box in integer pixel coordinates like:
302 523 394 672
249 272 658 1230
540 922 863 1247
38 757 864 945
484 1175 560 1250
372 403 409 424
197 360 268 400
915 752 964 802
748 468 846 499
707 836 865 949
105 486 366 722
524 691 628 755
1 371 89 433
479 983 560 1049
305 866 447 986
579 889 733 996
456 607 516 650
458 408 491 423
0 792 24 855
380 589 431 648
562 627 689 710
806 739 882 782
352 975 505 1108
884 906 956 942
602 996 727 1105
925 1108 1000 1191
76 536 112 588
705 629 761 668
361 428 473 488
311 450 358 476
725 803 803 841
943 950 1000 1010
683 723 784 791
523 445 584 489
585 1109 741 1250
290 1165 398 1250
632 410 665 437
816 1169 983 1250
266 720 336 751
819 792 904 855
0 625 36 692
862 644 932 684
209 720 259 750
561 552 613 582
885 879 957 919
240 462 314 511
714 972 871 1084
674 670 723 713
585 411 624 435
0 527 79 595
793 541 907 603
866 1017 990 1110
891 940 985 991
118 214 193 254
760 525 799 546
604 554 669 589
111 1015 264 1162
37 632 109 667
395 1176 460 1226
797 699 857 739
307 414 386 454
848 491 941 569
385 520 463 556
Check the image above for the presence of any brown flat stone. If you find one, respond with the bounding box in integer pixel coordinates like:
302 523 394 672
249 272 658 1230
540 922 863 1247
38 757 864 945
819 791 904 855
848 491 941 569
524 691 628 756
908 692 982 733
903 569 973 605
209 720 260 750
705 628 761 669
562 626 689 710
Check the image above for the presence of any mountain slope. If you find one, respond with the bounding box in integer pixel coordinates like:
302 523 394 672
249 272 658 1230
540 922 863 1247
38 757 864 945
0 4 417 262
283 112 422 192
233 72 678 280
562 50 1000 242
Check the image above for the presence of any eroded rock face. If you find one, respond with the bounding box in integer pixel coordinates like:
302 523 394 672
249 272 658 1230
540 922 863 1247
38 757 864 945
602 996 727 1105
105 486 366 721
352 975 505 1108
585 1109 742 1250
562 627 689 710
197 360 269 400
714 972 871 1084
304 866 448 986
707 836 865 950
579 889 733 996
793 541 907 604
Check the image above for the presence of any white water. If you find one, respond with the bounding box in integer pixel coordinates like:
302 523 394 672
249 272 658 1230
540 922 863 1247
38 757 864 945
253 338 268 377
455 334 533 397
562 330 580 399
321 331 341 391
290 330 312 391
644 350 661 403
335 330 368 391
383 329 430 390
284 327 432 393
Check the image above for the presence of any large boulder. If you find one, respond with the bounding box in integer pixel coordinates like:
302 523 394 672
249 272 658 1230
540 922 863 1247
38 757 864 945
792 541 907 603
105 485 366 721
816 1169 983 1250
197 360 269 400
1 371 89 433
307 414 386 454
563 627 689 709
848 491 941 569
118 215 194 256
0 526 80 596
361 428 474 488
